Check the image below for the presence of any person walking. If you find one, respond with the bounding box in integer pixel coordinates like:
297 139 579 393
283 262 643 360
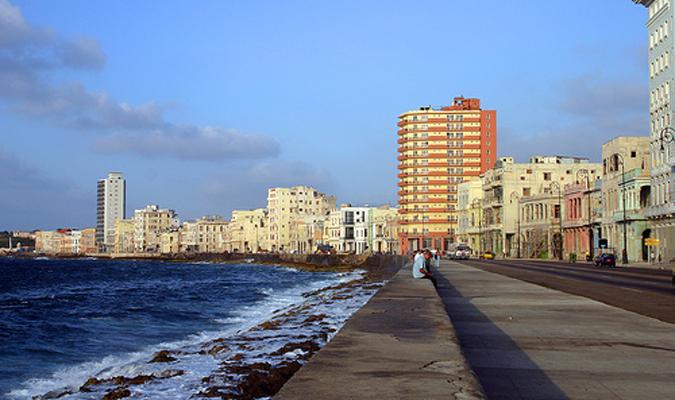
434 248 441 269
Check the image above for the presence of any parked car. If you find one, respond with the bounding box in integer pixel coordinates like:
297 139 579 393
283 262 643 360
594 253 616 268
480 251 495 260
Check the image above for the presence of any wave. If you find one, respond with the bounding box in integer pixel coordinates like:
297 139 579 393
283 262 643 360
6 270 371 399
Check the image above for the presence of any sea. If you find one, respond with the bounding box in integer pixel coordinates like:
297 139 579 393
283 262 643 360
0 257 380 399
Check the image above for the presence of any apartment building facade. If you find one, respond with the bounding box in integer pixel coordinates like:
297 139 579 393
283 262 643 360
633 0 675 263
601 137 652 263
133 205 179 253
482 156 601 257
96 172 126 251
267 186 336 252
397 97 497 254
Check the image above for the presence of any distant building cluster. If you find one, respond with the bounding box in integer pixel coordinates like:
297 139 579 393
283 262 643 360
31 174 399 256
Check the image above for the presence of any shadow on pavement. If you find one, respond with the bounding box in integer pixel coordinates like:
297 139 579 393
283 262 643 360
433 268 569 400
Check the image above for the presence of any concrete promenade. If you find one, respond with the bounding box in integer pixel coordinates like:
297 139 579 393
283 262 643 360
437 260 675 399
275 265 485 399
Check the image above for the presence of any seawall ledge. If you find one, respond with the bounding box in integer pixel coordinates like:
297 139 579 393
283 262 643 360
275 264 485 399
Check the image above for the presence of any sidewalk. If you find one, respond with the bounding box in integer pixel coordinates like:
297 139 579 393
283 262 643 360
275 265 484 399
489 256 674 272
436 260 675 400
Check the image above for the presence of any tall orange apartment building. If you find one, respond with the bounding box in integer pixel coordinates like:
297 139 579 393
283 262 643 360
397 97 496 254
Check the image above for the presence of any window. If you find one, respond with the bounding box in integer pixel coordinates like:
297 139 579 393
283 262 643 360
544 172 552 181
523 187 531 196
631 151 637 158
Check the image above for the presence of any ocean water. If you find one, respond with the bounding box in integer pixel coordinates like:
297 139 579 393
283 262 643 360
0 258 378 399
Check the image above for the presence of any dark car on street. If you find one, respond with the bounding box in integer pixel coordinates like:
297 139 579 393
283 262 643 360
594 253 616 268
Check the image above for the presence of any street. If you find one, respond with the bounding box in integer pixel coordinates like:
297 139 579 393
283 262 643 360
436 260 675 400
456 259 674 323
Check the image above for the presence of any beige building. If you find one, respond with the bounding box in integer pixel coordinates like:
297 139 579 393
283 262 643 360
518 193 563 259
224 209 267 253
601 136 652 263
371 205 399 254
456 178 484 254
160 229 182 254
191 216 229 253
289 215 326 254
35 230 64 254
267 186 335 252
113 219 135 254
482 156 602 258
80 228 97 254
133 205 179 253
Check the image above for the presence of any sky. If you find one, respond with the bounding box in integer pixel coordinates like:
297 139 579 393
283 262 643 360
0 0 651 230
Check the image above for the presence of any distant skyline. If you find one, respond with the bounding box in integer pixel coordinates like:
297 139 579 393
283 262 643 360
1 0 649 230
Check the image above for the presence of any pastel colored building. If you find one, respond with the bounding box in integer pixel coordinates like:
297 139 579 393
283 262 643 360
601 136 652 263
224 209 267 253
267 186 336 252
456 178 484 254
482 156 601 258
370 205 399 254
562 179 602 260
113 219 135 254
133 205 179 253
397 97 497 254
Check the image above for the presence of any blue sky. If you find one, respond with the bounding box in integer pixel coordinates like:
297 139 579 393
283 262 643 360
0 0 650 230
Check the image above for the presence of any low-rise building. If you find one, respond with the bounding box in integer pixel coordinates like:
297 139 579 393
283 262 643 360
518 193 562 259
267 186 335 252
456 178 483 254
562 179 602 260
133 205 179 253
224 209 267 253
113 219 135 254
482 156 601 258
371 205 399 254
601 137 651 263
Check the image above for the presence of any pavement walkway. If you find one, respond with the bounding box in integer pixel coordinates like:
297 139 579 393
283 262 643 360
436 260 675 400
275 265 485 399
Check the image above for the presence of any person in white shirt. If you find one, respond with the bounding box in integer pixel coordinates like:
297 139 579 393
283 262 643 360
411 249 437 288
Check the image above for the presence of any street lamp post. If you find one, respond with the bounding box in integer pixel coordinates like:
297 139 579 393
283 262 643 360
549 182 564 261
658 126 675 151
510 191 521 258
471 198 482 258
611 153 629 265
576 169 594 260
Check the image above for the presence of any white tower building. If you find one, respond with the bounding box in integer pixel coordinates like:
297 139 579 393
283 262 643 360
96 172 126 251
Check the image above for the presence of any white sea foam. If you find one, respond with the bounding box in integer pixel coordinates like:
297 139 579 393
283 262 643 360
7 269 370 400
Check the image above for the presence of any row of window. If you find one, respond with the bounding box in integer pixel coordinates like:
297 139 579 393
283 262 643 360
650 51 670 78
649 0 670 19
649 19 669 49
650 80 670 109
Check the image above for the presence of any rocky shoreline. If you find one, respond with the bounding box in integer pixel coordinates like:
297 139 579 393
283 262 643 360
34 273 384 400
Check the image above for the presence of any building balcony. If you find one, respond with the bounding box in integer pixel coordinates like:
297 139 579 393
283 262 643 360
644 203 675 218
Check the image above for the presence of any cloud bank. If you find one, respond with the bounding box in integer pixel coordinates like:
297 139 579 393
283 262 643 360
0 0 279 161
500 74 648 162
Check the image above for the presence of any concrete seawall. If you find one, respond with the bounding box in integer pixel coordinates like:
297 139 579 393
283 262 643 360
275 265 485 399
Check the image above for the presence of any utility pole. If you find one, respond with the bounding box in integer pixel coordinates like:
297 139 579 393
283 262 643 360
577 169 594 260
510 192 521 259
472 199 482 258
612 153 629 265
